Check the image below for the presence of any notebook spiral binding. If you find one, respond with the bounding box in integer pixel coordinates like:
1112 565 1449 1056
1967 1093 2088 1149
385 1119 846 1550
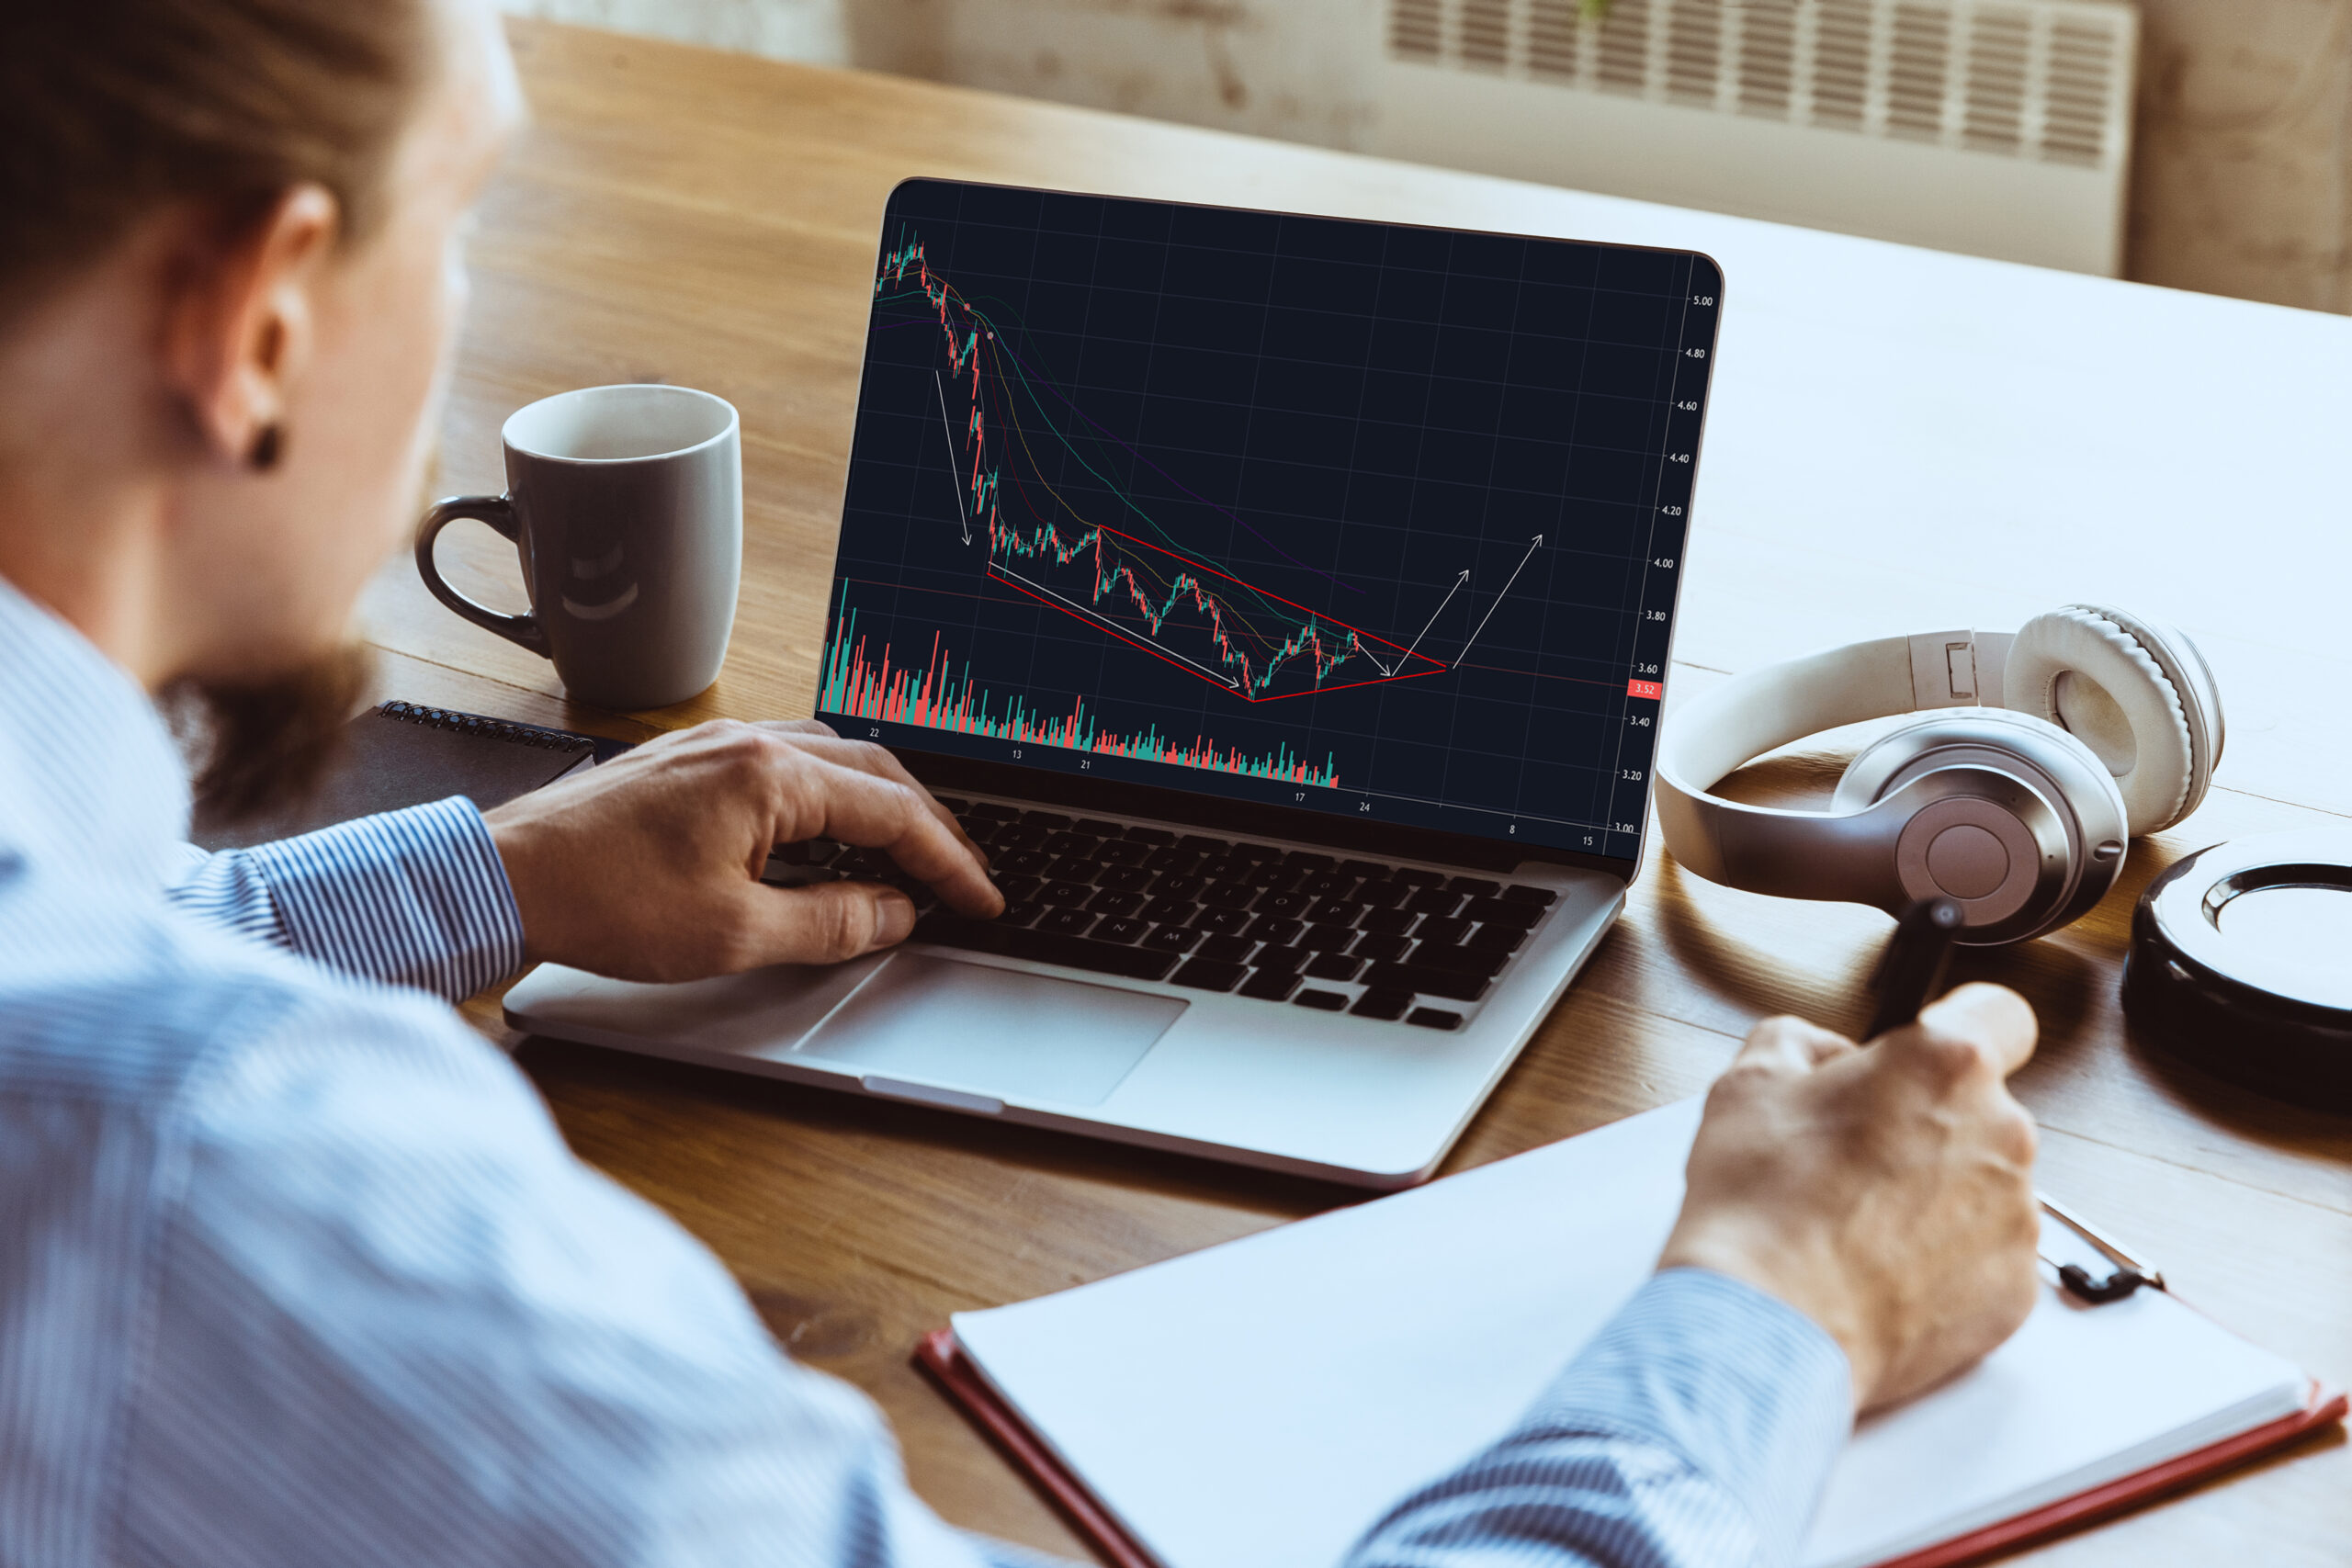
376 701 594 753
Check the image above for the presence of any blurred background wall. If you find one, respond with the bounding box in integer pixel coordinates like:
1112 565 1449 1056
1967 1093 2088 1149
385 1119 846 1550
499 0 2352 313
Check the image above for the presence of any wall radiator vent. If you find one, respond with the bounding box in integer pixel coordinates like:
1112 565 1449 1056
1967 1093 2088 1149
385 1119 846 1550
1373 0 2137 274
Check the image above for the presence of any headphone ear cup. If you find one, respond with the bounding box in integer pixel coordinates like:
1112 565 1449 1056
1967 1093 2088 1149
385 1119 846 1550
1832 709 2130 943
2004 605 2211 837
2075 602 2223 817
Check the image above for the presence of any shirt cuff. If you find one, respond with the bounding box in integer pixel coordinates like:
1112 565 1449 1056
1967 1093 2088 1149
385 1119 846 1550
1517 1267 1853 1563
236 797 526 1001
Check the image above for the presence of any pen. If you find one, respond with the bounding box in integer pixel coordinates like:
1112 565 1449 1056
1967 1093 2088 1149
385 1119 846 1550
1865 898 2164 1303
1865 897 1963 1041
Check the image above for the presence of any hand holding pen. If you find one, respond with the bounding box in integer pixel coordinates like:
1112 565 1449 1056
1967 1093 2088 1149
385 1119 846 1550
1869 898 2163 1304
1663 979 2045 1411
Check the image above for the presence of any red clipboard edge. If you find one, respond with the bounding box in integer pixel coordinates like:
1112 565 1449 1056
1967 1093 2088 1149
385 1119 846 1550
1868 1382 2346 1568
917 1328 2344 1568
916 1328 1159 1568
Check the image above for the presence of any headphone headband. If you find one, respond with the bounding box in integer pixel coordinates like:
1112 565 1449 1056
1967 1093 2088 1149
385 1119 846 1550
1657 610 2219 943
1656 627 2018 885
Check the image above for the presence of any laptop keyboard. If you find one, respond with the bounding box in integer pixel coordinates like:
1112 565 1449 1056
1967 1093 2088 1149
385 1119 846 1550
767 797 1557 1032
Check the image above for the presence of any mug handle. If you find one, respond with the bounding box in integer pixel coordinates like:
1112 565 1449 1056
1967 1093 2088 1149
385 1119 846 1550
414 494 550 657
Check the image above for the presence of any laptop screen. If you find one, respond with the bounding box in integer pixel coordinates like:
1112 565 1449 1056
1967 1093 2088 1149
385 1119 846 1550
821 179 1718 868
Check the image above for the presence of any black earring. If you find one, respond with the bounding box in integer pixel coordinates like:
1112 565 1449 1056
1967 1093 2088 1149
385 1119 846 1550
248 423 285 472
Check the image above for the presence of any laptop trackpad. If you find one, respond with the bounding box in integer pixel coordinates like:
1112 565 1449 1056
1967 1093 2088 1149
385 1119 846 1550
792 953 1184 1108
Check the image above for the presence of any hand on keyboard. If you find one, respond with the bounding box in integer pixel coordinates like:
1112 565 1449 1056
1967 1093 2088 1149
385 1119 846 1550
808 800 1558 1028
487 719 999 981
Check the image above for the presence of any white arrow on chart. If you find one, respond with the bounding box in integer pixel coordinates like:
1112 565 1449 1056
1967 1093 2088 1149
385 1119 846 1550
933 370 972 545
1366 569 1471 676
991 563 1247 691
1451 535 1543 670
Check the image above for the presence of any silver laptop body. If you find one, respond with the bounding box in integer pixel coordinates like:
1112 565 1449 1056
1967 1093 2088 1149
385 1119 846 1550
505 180 1722 1188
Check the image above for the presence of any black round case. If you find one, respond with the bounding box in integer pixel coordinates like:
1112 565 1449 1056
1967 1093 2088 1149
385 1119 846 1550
2123 829 2352 1111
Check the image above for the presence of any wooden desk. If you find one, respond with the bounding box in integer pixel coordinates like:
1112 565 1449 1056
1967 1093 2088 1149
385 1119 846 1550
385 19 2351 1562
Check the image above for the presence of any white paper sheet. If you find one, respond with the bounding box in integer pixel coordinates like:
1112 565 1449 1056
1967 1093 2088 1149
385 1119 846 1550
951 1100 2307 1568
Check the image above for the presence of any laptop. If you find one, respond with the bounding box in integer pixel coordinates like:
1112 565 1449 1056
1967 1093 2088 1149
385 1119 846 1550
503 178 1722 1188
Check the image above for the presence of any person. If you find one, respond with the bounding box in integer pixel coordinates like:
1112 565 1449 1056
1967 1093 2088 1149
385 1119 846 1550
0 2 2043 1564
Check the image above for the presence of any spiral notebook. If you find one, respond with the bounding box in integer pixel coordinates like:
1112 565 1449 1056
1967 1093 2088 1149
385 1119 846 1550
921 1100 2343 1568
190 701 624 851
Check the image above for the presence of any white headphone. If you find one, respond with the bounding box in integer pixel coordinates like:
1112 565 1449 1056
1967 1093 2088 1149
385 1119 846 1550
1656 605 2224 945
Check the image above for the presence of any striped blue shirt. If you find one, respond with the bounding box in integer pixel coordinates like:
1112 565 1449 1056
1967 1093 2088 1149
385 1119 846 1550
0 571 1850 1567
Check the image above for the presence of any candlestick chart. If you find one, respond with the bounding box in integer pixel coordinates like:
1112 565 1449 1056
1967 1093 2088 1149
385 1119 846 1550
822 181 1720 859
867 234 1447 708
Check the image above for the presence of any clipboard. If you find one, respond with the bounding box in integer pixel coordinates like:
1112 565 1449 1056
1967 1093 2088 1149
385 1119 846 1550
918 1328 2340 1568
910 1100 2345 1568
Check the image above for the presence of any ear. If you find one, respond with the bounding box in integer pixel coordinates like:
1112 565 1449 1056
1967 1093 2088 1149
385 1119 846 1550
161 184 341 466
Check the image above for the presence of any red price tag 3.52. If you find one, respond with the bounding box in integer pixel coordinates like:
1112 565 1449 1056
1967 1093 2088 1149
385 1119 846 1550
1626 678 1664 700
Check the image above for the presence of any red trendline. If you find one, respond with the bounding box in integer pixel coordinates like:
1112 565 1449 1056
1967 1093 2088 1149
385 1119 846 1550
989 565 1447 703
1083 522 1431 663
991 516 1376 693
989 522 1448 699
993 567 1251 690
1240 668 1448 703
